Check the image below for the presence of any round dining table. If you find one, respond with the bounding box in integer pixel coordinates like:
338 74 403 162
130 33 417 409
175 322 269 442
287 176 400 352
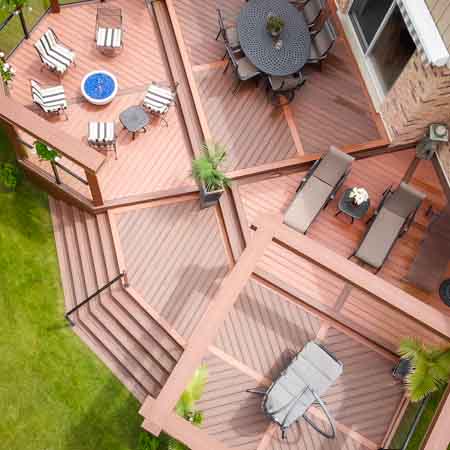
237 0 311 77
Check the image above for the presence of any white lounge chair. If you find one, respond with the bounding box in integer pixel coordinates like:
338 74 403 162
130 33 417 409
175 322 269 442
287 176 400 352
87 121 117 159
96 8 123 53
142 82 178 126
34 28 75 75
30 79 68 119
248 342 343 439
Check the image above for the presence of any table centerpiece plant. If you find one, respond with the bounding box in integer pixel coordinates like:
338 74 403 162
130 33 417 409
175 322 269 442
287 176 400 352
348 187 368 206
192 142 230 209
266 14 284 38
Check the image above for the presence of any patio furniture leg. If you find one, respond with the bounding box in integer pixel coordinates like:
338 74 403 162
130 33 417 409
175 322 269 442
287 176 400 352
233 80 241 94
215 30 221 40
223 59 230 74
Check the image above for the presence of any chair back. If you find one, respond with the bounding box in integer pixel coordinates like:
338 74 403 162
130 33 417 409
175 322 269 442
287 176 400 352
225 43 238 70
30 80 45 107
96 7 123 29
311 19 337 58
384 182 426 219
217 9 227 41
303 0 324 25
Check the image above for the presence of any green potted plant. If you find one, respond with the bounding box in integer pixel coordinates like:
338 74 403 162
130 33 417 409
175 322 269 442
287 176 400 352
192 142 230 209
398 338 450 402
0 162 20 191
266 14 284 38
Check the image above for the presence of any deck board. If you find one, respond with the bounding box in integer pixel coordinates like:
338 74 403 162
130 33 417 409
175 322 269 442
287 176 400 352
9 0 195 202
238 150 449 319
115 198 230 339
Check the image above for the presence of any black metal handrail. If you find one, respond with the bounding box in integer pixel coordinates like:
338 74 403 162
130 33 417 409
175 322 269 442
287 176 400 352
379 396 429 450
64 271 127 326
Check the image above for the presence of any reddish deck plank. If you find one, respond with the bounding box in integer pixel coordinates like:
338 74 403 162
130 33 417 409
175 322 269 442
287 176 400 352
238 150 449 318
114 198 230 339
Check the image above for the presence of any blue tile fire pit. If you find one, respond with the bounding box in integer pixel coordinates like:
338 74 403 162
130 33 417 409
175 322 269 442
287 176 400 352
81 70 118 105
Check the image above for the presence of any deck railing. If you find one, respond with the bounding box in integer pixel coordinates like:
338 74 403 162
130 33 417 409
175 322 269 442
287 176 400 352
380 396 429 450
64 271 128 326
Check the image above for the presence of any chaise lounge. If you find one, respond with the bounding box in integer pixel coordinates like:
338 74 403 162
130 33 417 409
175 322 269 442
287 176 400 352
247 341 343 439
284 146 354 233
350 182 426 272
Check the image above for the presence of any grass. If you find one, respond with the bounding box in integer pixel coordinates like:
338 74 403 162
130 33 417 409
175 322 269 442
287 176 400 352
0 124 142 450
390 386 449 450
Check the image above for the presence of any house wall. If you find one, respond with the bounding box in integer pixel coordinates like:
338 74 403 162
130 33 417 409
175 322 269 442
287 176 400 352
336 0 450 145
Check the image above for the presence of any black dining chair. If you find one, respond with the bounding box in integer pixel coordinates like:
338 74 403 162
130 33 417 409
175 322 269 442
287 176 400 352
216 9 241 56
223 44 261 94
302 0 325 28
307 19 337 70
267 72 306 106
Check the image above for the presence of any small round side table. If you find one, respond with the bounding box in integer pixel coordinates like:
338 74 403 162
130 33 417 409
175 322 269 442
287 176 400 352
335 188 370 224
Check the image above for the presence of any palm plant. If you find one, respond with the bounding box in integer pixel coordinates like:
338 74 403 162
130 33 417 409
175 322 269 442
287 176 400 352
399 338 450 402
192 142 230 192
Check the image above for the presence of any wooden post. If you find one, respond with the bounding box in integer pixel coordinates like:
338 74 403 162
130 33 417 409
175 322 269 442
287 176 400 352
50 0 61 14
85 170 104 207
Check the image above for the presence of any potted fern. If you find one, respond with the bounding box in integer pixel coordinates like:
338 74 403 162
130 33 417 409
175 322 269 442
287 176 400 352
398 338 450 402
192 142 230 209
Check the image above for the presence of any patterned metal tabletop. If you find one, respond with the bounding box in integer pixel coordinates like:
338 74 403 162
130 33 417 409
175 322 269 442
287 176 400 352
237 0 311 76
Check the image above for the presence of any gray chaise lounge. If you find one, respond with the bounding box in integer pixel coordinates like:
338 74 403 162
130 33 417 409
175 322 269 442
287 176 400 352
284 146 354 233
248 341 343 439
350 182 426 272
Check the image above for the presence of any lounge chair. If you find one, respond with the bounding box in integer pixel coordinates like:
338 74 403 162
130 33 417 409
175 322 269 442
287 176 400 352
87 121 117 159
350 182 426 272
284 146 354 233
96 7 123 53
248 342 343 439
30 79 68 119
142 82 178 127
34 28 75 75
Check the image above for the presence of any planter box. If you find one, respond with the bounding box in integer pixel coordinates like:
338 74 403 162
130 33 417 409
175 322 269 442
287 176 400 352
199 183 224 209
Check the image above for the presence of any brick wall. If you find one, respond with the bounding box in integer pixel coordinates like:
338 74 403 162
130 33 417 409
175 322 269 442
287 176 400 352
381 52 450 144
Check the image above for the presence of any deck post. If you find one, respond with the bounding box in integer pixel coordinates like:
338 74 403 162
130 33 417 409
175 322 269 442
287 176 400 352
85 170 104 207
50 0 61 13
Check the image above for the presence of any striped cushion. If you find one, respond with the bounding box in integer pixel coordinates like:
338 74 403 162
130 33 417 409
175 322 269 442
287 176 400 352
96 27 122 48
88 122 115 144
43 30 75 65
143 84 175 114
34 41 67 74
31 81 67 112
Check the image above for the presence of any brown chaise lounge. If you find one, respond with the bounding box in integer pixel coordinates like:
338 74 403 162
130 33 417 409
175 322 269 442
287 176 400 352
350 182 426 273
284 146 354 233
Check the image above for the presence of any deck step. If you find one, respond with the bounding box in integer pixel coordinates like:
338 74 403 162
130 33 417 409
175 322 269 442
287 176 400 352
50 198 183 402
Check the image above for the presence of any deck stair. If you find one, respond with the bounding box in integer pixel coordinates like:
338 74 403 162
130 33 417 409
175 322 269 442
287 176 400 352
49 198 183 403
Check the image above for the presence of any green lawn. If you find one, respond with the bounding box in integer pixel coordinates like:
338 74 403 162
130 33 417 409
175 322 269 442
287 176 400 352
0 124 142 450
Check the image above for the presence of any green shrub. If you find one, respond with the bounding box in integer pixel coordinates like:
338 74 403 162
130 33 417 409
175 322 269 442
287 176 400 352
137 431 162 450
0 161 20 190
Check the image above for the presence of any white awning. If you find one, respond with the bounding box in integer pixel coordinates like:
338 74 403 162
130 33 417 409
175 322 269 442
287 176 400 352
397 0 450 67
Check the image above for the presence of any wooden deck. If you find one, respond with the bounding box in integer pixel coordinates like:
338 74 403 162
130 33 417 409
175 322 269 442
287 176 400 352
237 150 450 317
16 1 449 449
7 0 388 204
